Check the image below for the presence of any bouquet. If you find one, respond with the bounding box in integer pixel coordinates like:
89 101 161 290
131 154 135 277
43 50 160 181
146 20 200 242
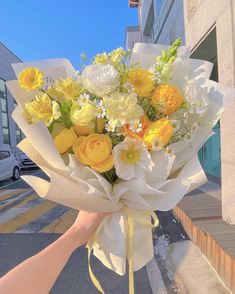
6 39 234 294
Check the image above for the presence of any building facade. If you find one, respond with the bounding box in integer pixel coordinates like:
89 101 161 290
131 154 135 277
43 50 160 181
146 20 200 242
129 0 235 224
0 42 22 149
125 26 141 50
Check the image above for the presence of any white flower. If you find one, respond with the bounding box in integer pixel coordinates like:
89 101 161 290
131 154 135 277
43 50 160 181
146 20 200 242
191 122 199 132
105 123 115 133
129 120 143 133
103 92 143 130
95 100 106 118
123 82 135 93
78 93 90 106
113 139 154 180
185 81 208 116
81 64 119 97
183 112 189 124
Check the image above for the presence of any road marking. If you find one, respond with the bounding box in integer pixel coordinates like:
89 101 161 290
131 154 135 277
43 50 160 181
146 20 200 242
0 189 28 200
41 209 77 233
0 194 41 224
0 189 34 213
146 257 167 294
0 170 41 190
0 200 57 233
15 205 69 233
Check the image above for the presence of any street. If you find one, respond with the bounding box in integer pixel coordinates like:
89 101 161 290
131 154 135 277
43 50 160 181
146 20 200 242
0 170 229 293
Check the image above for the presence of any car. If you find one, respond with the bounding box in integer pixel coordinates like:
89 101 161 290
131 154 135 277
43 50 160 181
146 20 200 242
18 152 38 170
0 145 20 181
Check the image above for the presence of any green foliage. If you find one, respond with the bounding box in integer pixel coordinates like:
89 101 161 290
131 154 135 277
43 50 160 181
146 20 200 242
58 100 73 128
154 38 182 83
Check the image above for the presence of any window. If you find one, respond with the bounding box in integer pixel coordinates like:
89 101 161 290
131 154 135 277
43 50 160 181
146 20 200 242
191 27 221 177
16 128 21 144
0 151 10 160
0 78 10 145
14 99 22 144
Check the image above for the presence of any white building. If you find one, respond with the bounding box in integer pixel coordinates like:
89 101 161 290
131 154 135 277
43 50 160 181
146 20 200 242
128 1 235 291
0 42 23 149
125 26 141 50
129 0 235 224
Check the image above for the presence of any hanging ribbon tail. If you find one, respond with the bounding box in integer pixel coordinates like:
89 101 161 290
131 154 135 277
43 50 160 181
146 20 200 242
123 208 159 294
86 210 159 294
86 215 111 294
87 240 105 294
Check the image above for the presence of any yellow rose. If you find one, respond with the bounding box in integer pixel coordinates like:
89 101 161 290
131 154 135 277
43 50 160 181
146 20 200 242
73 133 113 172
54 127 77 154
70 102 95 127
144 118 173 149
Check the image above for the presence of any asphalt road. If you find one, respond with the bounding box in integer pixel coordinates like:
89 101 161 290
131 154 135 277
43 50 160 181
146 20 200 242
0 168 192 293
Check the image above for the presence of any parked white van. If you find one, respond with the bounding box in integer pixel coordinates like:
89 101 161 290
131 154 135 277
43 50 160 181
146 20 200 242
0 145 20 181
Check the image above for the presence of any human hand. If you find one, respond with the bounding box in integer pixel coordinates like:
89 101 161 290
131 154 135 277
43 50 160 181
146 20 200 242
70 211 109 247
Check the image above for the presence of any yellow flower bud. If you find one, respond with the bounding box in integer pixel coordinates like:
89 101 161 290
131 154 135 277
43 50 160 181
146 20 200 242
94 53 109 64
96 118 106 133
144 118 173 148
54 127 77 154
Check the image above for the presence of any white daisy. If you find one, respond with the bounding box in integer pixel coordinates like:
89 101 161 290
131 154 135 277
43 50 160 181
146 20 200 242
105 123 115 133
112 139 154 180
95 100 106 118
78 93 90 106
129 120 143 134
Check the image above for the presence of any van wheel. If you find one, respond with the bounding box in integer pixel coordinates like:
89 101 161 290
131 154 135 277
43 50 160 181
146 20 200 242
12 167 20 181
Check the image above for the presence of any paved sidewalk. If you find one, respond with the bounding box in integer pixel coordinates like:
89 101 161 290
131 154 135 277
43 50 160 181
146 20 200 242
0 234 152 294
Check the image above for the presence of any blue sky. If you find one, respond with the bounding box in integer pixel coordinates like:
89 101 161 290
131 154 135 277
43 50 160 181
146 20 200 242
0 0 138 68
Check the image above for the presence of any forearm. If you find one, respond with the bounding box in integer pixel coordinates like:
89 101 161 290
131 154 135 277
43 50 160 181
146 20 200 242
0 226 81 294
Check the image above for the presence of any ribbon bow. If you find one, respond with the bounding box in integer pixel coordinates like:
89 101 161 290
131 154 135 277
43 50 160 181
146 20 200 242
86 207 159 294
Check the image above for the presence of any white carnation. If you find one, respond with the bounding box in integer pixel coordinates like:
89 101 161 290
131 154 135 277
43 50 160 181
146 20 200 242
81 64 119 97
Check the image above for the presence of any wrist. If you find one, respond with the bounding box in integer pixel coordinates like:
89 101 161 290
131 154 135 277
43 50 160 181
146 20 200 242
65 225 84 251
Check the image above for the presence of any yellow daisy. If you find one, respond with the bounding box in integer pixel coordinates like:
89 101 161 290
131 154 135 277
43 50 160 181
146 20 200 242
127 69 155 97
19 67 44 91
151 84 183 115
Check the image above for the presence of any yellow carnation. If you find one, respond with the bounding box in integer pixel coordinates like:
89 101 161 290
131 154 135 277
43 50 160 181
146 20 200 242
70 102 95 127
25 93 60 126
103 92 143 129
144 118 173 149
54 127 77 154
151 84 183 115
127 69 155 97
74 133 113 172
48 78 81 101
19 67 44 91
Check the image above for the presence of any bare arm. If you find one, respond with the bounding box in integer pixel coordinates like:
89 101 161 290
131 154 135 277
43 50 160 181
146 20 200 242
0 211 107 294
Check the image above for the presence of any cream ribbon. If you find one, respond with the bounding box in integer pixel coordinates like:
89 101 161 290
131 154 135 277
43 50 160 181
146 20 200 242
86 208 159 294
